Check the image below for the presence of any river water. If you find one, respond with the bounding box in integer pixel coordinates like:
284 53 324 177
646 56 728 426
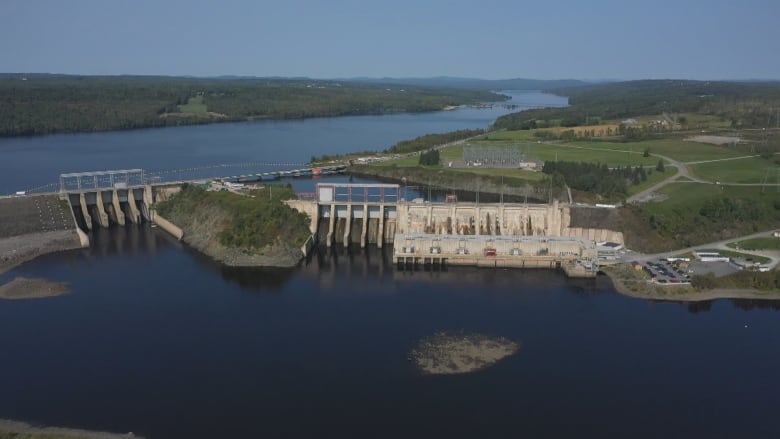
2 92 780 438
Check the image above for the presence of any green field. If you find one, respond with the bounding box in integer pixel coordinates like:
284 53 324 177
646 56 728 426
626 168 671 196
690 157 780 184
178 95 208 113
728 237 780 251
520 142 656 167
646 183 771 210
643 138 744 162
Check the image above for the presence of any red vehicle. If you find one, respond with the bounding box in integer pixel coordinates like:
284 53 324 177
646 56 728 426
483 248 497 257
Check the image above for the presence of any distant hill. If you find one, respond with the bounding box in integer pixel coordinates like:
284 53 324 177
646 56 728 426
493 79 780 130
0 74 503 136
341 76 590 91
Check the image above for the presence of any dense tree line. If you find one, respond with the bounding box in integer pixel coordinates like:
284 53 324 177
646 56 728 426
692 270 780 291
542 161 648 197
386 129 484 154
493 79 780 131
0 74 501 137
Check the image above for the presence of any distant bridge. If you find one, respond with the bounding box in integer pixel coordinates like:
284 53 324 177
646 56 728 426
9 162 348 196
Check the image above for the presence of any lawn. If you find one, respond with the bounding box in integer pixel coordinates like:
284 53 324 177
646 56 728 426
728 237 780 251
521 142 656 167
642 183 779 223
642 138 743 162
626 168 671 196
178 95 208 113
690 157 780 184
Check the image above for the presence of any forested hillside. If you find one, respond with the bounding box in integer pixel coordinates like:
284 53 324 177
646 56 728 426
0 74 504 136
494 80 780 130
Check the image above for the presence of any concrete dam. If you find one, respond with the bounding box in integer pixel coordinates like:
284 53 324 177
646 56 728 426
287 183 625 277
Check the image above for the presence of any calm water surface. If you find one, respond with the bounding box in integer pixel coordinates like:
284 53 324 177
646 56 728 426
1 227 779 438
2 91 780 438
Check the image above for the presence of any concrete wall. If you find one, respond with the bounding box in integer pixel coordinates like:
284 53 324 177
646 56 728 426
288 200 623 245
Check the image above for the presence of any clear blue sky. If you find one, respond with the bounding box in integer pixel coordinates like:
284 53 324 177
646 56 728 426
2 0 778 80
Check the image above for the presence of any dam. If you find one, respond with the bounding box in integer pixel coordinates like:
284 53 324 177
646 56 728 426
4 173 622 278
286 183 625 277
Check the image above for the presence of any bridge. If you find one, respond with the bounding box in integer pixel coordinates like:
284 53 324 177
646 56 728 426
11 162 348 196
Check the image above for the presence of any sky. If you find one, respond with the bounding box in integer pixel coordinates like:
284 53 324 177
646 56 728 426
2 0 779 80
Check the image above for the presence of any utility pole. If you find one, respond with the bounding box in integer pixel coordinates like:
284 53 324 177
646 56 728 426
500 175 504 204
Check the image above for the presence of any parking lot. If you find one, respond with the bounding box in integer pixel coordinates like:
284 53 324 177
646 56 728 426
635 258 743 285
640 260 691 284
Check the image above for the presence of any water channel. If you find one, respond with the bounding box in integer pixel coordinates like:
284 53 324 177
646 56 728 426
1 91 779 438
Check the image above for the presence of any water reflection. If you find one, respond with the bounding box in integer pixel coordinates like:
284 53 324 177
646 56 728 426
218 266 297 292
730 298 780 311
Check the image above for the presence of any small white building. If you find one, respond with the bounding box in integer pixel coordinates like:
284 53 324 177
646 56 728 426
693 250 730 262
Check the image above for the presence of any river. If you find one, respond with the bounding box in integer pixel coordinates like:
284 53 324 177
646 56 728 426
2 92 780 438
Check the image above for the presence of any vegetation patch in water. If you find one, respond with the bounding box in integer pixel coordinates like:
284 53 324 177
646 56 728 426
0 277 69 300
410 331 520 375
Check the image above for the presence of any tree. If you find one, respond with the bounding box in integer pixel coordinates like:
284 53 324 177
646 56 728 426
643 148 650 157
656 159 665 172
418 149 440 166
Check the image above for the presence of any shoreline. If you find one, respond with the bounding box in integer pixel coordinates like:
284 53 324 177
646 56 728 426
601 267 780 302
0 230 84 275
0 419 141 439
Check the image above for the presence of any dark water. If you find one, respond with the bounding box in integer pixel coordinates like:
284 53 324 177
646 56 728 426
1 227 780 438
2 91 780 437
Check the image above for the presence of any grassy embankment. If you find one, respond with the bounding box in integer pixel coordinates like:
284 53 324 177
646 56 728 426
621 182 779 252
728 238 780 251
602 263 780 302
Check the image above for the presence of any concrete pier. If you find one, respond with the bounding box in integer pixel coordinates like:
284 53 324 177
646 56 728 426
110 190 126 226
377 205 385 248
78 193 92 230
326 204 336 247
141 186 153 221
126 190 141 224
343 204 352 246
94 191 109 228
360 203 368 248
